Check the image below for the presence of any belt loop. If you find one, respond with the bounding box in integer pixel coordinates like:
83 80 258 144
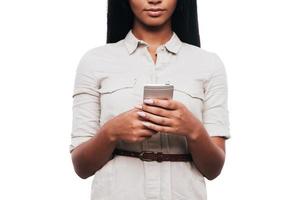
156 152 163 162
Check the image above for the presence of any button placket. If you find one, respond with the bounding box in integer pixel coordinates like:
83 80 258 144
142 45 164 184
148 47 163 151
144 161 161 199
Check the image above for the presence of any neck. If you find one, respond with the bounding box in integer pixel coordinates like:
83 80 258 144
132 19 173 47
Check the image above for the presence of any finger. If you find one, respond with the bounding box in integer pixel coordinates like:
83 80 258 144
141 121 174 133
134 104 143 110
144 98 177 110
138 129 156 137
141 103 170 117
137 111 172 126
139 122 159 135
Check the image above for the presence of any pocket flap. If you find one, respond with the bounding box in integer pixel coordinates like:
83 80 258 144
168 80 204 100
98 77 137 94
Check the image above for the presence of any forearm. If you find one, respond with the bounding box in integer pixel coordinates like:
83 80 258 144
186 124 225 180
71 124 117 179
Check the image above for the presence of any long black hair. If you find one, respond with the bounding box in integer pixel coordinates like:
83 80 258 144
106 0 201 47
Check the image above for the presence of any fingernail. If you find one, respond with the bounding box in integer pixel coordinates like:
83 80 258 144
137 111 146 117
135 104 143 109
142 121 151 127
144 99 153 104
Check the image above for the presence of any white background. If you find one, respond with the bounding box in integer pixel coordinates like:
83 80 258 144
0 0 299 199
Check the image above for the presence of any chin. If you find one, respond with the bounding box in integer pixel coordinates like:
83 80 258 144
142 18 169 27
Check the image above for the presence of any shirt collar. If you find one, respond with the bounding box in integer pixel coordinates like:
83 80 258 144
124 29 182 55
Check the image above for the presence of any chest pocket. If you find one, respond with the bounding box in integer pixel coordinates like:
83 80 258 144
98 77 140 122
98 77 137 94
168 79 205 121
174 83 204 100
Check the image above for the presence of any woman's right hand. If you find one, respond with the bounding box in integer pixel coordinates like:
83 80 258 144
103 107 157 143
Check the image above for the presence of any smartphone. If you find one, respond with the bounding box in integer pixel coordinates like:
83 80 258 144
143 83 174 100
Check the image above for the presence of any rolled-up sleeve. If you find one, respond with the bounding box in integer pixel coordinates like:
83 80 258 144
69 53 101 153
202 53 230 139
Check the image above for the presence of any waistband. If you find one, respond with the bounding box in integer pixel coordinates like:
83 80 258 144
112 148 193 162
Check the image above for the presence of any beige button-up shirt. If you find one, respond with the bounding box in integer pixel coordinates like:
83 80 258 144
70 29 230 200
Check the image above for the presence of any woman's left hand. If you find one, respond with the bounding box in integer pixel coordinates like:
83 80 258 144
135 98 202 139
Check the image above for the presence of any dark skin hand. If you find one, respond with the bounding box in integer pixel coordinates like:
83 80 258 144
71 98 225 180
71 108 157 179
135 98 226 180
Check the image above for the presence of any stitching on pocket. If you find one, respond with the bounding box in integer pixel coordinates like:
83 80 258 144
98 77 137 94
174 82 204 100
174 88 204 100
170 80 204 100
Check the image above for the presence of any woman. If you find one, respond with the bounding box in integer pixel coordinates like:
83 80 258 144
70 0 230 199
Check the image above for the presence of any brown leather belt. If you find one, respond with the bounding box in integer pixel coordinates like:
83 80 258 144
112 148 192 162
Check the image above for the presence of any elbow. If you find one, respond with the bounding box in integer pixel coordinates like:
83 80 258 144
73 163 93 179
204 159 225 181
76 170 93 179
205 169 222 181
71 150 94 179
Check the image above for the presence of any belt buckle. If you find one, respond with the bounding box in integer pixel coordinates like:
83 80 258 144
139 151 164 162
139 151 155 162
